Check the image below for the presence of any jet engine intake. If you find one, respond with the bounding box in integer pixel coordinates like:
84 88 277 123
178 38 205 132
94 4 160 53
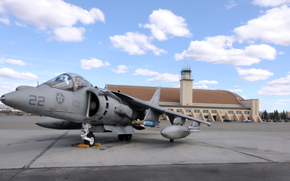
86 92 100 117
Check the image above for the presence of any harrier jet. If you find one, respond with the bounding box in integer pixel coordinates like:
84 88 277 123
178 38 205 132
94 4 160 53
1 73 211 146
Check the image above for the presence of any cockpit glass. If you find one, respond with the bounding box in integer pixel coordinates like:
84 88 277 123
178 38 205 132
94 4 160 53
44 73 91 91
69 73 91 91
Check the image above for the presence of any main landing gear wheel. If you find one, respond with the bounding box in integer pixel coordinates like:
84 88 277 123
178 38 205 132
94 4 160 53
170 139 174 142
118 134 132 141
118 135 125 141
84 132 95 147
125 134 132 141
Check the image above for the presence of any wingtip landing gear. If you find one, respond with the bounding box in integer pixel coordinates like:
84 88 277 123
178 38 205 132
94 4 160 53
170 139 174 142
81 123 95 147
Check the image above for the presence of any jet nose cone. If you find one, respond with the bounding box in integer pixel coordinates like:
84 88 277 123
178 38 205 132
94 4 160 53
0 95 6 103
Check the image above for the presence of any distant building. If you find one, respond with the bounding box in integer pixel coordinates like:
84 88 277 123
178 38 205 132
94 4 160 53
106 68 262 122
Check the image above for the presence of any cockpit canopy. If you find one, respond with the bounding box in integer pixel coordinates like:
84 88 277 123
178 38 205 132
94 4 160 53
44 73 91 91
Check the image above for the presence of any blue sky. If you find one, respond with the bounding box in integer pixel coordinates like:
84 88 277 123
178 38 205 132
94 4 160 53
0 0 289 112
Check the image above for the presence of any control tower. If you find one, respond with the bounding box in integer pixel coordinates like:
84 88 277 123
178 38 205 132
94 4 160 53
180 68 193 106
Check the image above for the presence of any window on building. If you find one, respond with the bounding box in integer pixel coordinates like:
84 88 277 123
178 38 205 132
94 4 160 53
169 109 173 111
203 110 208 113
228 111 233 114
244 111 249 114
212 110 217 113
185 109 191 112
204 115 208 119
222 116 225 119
176 109 182 112
194 109 200 113
236 111 242 114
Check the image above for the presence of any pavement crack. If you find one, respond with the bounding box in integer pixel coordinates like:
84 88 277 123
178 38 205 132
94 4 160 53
23 131 68 169
193 141 275 163
8 169 25 181
233 150 275 163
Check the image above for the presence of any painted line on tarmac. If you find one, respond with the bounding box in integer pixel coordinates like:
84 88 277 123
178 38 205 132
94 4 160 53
190 142 280 162
23 131 68 169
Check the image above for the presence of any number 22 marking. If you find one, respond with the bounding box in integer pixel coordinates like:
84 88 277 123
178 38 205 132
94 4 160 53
29 95 45 106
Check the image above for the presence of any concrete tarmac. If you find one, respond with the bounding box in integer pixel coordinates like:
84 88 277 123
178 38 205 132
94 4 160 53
1 116 290 180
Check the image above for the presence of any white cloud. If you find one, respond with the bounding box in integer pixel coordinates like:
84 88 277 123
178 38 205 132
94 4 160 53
0 81 37 97
146 73 179 82
142 9 192 41
111 65 128 74
229 89 243 93
0 0 105 42
275 99 290 105
0 17 9 25
226 1 237 9
192 80 218 89
175 36 277 66
133 68 159 76
236 67 274 81
4 58 26 66
252 0 290 7
257 75 290 96
133 68 178 82
53 27 85 42
110 32 167 55
194 80 218 85
15 21 26 27
234 5 290 46
81 58 110 70
193 85 209 89
277 99 290 102
0 68 38 79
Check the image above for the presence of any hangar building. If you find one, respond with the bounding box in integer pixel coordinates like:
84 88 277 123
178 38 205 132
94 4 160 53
106 68 262 122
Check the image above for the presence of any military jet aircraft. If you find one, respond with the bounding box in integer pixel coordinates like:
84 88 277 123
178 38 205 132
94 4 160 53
0 73 211 146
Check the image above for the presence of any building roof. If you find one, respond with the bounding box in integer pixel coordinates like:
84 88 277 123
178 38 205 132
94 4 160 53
106 84 244 105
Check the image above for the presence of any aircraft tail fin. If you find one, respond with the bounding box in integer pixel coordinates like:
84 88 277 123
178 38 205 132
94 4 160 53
149 86 161 105
143 87 161 127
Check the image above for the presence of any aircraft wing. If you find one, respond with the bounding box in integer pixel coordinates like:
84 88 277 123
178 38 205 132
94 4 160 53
111 90 211 126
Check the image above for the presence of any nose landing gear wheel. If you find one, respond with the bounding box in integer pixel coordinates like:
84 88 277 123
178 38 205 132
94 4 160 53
84 132 95 147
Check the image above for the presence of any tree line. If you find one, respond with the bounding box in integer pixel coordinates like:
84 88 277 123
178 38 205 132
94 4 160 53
261 110 288 121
